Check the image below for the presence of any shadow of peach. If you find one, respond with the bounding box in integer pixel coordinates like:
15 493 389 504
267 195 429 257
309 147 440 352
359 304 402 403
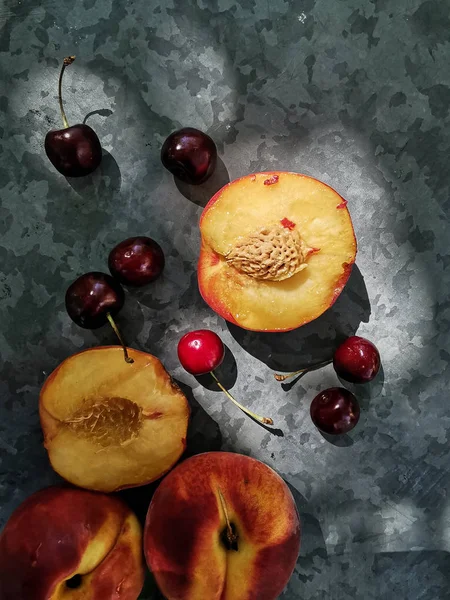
228 264 370 372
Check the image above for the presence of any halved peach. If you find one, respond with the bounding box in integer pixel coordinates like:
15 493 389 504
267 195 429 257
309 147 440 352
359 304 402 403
40 346 190 492
198 171 357 331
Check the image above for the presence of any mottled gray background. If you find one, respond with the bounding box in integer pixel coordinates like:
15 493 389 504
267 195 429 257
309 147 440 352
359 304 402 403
1 0 450 598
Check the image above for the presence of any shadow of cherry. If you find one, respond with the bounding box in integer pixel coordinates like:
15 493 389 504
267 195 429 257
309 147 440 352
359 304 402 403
336 362 386 403
318 430 355 447
194 347 284 436
194 345 237 391
248 415 284 437
174 156 230 207
182 380 223 460
337 363 386 441
65 149 121 199
82 108 113 124
227 264 371 372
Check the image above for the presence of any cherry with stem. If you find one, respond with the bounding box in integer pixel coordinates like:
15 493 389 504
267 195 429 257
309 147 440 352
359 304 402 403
274 336 380 384
45 56 102 177
178 330 273 426
65 272 133 364
274 359 332 382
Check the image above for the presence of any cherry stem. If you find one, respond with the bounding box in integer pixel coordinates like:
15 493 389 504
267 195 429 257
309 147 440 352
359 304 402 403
209 371 273 425
58 55 75 129
274 359 332 381
217 488 236 546
106 312 134 364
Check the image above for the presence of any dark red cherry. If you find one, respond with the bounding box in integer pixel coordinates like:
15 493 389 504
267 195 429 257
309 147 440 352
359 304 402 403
45 124 102 178
310 387 360 435
108 237 165 286
65 272 124 329
161 127 217 185
333 336 380 384
45 56 102 177
65 272 133 363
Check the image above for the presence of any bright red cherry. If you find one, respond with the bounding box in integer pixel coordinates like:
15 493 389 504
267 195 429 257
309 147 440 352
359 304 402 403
178 330 273 425
177 330 224 375
45 56 102 177
333 336 380 384
161 127 217 185
310 387 360 435
108 236 165 286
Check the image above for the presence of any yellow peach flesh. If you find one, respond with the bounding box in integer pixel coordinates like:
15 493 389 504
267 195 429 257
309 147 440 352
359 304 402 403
40 346 190 492
198 172 357 331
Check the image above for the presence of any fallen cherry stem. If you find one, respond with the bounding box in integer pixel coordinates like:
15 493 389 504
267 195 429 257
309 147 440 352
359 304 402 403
274 359 332 381
210 371 273 425
106 312 134 364
58 55 75 129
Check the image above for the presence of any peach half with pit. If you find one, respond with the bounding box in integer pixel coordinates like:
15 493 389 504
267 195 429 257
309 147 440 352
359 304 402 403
144 451 301 600
198 171 357 331
0 486 145 600
39 346 190 492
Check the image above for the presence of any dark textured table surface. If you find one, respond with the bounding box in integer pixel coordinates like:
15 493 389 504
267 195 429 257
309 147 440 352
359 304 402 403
1 0 450 598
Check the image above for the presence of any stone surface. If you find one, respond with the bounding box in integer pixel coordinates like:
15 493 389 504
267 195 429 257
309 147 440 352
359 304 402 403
1 0 450 598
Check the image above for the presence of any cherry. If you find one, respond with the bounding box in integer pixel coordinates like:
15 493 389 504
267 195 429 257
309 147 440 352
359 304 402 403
108 236 165 286
177 329 224 375
274 336 380 384
333 336 380 384
65 272 133 363
45 56 102 177
310 387 360 435
178 330 273 425
161 127 217 185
